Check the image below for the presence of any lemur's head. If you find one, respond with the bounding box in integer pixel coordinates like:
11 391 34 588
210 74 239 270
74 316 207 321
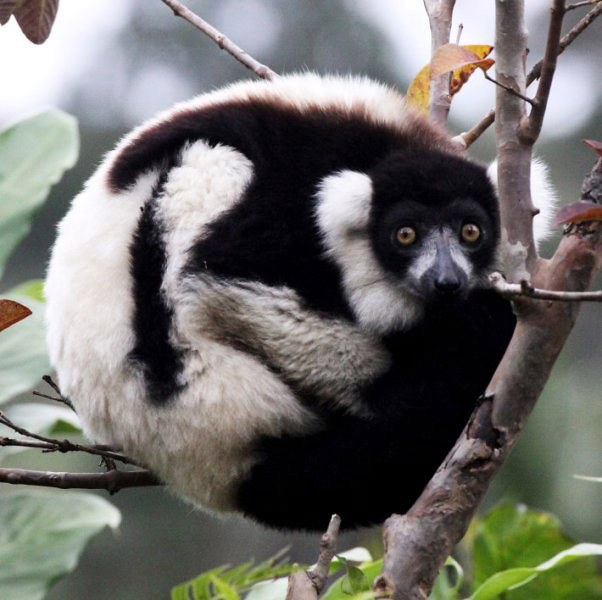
316 149 500 333
368 149 500 300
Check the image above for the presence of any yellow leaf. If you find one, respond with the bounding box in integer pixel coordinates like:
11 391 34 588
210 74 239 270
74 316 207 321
405 63 431 113
406 44 494 111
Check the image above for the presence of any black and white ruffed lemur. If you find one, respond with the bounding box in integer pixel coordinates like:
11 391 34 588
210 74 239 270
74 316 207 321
45 73 556 531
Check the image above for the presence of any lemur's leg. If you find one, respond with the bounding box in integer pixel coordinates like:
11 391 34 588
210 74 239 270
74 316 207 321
177 277 390 414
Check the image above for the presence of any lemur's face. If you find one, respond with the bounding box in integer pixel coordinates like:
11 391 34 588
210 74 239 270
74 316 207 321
369 150 500 304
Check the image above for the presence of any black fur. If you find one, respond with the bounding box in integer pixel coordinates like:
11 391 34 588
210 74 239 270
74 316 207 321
182 103 456 317
368 150 500 284
128 164 184 404
237 291 515 530
112 95 515 529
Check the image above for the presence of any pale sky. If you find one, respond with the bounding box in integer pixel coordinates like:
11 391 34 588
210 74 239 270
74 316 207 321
0 0 599 138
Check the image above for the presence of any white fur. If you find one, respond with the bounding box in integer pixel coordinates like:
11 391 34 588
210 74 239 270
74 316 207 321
409 233 437 280
46 142 314 512
316 170 423 333
158 140 254 299
448 239 473 277
487 157 558 249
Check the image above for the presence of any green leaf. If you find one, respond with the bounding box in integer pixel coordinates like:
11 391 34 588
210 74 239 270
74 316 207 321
0 283 50 405
430 556 463 600
472 503 570 585
210 575 240 600
172 550 295 600
0 489 120 600
11 280 45 303
329 547 373 575
341 564 369 595
470 503 602 599
322 559 382 600
245 577 289 600
0 402 81 462
468 544 602 600
0 110 78 280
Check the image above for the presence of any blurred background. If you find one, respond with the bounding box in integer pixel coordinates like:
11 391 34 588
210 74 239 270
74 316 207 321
1 1 601 598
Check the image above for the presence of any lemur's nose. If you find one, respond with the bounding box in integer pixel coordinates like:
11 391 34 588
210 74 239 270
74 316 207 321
434 276 461 295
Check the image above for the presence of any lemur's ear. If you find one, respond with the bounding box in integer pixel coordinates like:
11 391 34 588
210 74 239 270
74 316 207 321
487 158 558 250
315 170 373 238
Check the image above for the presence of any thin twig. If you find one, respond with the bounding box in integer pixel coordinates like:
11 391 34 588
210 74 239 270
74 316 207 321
519 0 566 144
484 72 535 105
458 2 602 147
566 0 601 11
455 23 464 45
490 271 602 301
0 467 160 493
42 374 74 410
309 514 342 593
452 109 494 148
1 436 60 452
159 0 278 80
42 375 61 396
0 410 140 466
32 391 63 402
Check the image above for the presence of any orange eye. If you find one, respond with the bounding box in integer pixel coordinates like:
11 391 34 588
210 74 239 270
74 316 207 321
396 227 416 245
461 223 481 243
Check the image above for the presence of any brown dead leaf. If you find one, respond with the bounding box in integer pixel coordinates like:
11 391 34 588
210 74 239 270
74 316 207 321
555 201 602 225
0 0 23 25
0 299 32 332
13 0 58 44
584 139 602 157
406 43 494 112
431 43 494 79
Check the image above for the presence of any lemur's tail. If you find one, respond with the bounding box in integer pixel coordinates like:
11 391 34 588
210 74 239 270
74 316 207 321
487 157 558 250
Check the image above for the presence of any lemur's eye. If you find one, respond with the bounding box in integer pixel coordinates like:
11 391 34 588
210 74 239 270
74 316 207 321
396 226 416 245
461 223 481 243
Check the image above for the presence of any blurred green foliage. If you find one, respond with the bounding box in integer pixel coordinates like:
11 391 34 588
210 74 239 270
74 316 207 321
0 110 119 600
170 505 602 600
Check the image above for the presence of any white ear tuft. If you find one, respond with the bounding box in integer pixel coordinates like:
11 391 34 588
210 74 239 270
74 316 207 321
487 157 558 250
315 170 373 240
529 158 558 246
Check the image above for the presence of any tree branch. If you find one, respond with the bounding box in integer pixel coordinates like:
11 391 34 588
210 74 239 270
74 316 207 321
494 0 535 271
483 72 535 106
457 2 602 148
308 514 342 593
519 0 566 144
159 0 278 81
490 270 602 301
423 0 456 127
566 0 602 11
0 467 160 493
0 409 140 466
286 514 341 600
452 109 494 148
